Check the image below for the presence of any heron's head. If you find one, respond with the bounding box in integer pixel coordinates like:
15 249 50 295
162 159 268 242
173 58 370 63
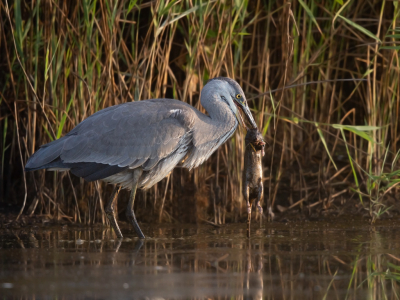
206 77 257 129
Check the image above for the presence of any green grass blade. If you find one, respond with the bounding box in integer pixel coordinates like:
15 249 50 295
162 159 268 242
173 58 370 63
298 0 324 38
340 128 363 205
56 95 74 139
156 1 216 36
2 117 8 177
42 124 54 142
127 0 138 13
385 34 400 38
323 269 339 300
338 15 382 42
316 124 338 170
332 124 379 144
380 46 400 50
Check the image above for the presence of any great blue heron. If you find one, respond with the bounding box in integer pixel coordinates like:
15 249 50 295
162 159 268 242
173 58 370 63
25 77 257 238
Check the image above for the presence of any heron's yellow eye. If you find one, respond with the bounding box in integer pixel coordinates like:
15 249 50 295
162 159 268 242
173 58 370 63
236 94 242 99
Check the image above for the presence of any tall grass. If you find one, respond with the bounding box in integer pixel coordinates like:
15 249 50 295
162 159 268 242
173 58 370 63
0 0 399 225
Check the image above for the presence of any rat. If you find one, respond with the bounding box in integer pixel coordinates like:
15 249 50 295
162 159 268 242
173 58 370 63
243 128 265 238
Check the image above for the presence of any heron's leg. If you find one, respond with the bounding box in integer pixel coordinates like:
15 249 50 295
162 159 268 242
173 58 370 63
126 168 145 239
105 185 123 238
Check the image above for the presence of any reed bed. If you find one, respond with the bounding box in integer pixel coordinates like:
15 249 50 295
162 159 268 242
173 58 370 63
0 0 399 225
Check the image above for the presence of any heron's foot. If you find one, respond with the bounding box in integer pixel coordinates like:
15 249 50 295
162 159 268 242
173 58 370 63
105 208 123 239
126 210 145 239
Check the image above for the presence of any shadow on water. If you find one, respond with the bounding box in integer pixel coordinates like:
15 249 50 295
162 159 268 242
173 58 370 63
1 219 400 299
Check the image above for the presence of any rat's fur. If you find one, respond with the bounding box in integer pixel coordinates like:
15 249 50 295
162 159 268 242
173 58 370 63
242 129 265 237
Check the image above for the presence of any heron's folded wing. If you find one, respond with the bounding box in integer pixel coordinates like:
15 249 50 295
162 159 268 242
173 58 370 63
59 100 194 170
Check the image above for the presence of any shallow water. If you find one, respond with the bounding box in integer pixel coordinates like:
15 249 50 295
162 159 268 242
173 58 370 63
1 218 400 299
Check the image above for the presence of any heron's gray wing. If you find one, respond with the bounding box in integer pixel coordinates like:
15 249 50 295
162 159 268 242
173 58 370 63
62 100 194 167
26 99 195 181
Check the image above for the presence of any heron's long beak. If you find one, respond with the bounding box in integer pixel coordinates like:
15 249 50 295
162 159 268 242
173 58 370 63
235 102 257 129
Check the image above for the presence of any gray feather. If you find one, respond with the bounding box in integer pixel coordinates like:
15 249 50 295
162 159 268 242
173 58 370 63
26 99 196 177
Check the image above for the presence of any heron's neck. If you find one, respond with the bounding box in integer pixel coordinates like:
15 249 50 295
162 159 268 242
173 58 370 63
183 90 239 169
201 91 237 127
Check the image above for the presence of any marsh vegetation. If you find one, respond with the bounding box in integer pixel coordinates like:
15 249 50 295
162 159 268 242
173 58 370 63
1 0 400 225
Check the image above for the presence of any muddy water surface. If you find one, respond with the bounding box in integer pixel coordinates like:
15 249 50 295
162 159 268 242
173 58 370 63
1 218 400 299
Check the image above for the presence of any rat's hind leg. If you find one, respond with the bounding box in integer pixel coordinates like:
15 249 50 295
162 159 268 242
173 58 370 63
255 178 263 214
243 185 253 238
243 185 252 215
247 201 253 238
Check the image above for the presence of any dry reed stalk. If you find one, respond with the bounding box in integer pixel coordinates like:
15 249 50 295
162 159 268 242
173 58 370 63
0 0 399 223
